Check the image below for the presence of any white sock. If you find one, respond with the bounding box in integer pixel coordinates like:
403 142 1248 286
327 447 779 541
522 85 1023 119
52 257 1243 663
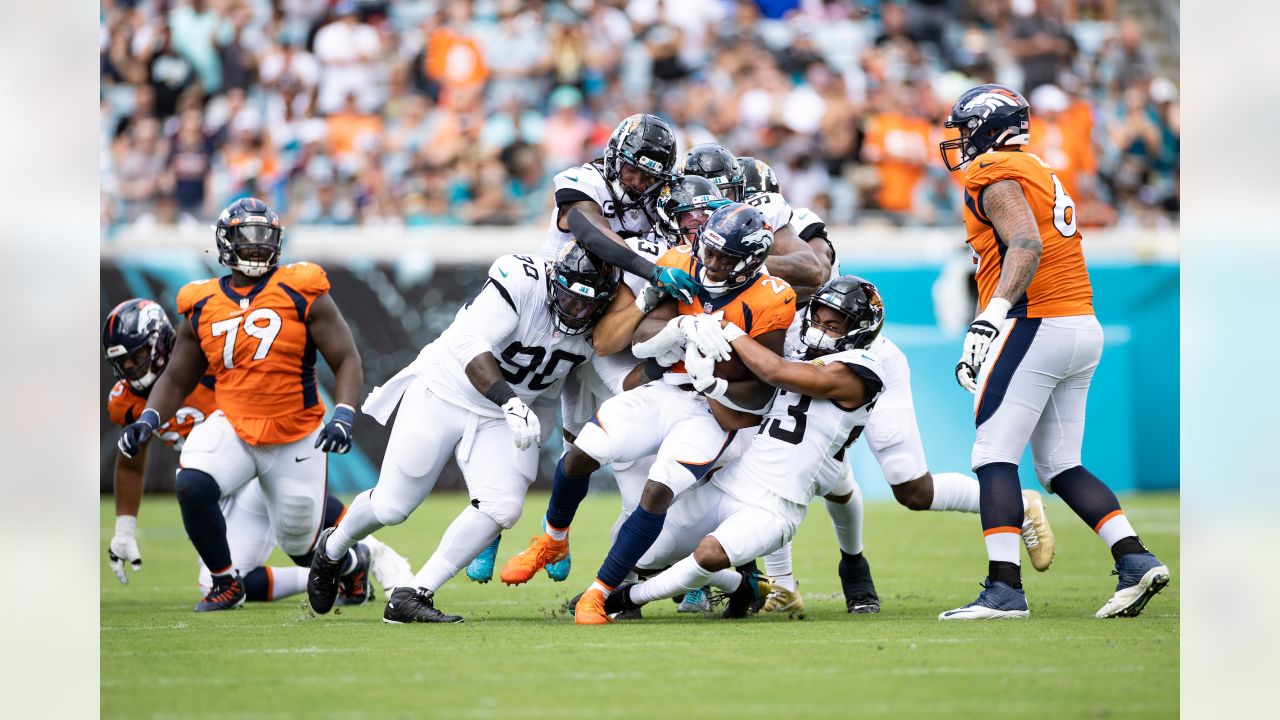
706 569 742 593
326 490 381 560
266 566 308 601
1096 511 1138 548
545 515 568 541
983 529 1021 565
928 472 982 513
763 544 794 591
411 506 503 592
826 478 864 555
630 556 715 604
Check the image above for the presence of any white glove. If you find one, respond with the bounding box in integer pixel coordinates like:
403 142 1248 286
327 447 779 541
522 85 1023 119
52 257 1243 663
633 316 687 367
502 397 542 450
955 297 1011 393
678 312 732 362
684 345 728 400
634 282 665 315
108 515 142 585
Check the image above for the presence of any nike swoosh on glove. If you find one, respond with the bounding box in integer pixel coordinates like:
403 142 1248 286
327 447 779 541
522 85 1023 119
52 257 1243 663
634 282 665 315
118 408 161 458
502 397 542 450
315 404 356 453
955 297 1011 393
650 266 699 304
678 312 731 362
684 345 728 401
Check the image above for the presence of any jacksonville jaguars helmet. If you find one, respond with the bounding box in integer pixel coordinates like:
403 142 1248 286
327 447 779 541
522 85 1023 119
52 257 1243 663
800 275 885 360
678 144 746 202
548 240 624 335
102 298 176 393
656 175 731 246
214 197 283 277
736 156 781 199
691 203 773 292
939 84 1031 172
602 114 680 208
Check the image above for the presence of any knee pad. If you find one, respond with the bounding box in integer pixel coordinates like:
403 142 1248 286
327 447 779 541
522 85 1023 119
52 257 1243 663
175 469 220 506
879 451 922 487
369 492 412 527
274 493 318 555
572 422 617 467
476 497 524 530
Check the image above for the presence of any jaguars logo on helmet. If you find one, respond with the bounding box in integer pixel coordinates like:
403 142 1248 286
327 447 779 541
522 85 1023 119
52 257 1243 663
736 156 781 200
602 114 679 208
799 275 885 360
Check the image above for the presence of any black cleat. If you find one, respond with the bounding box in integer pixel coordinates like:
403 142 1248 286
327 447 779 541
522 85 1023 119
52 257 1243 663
307 527 345 615
839 552 880 614
336 542 374 607
195 572 246 612
383 587 463 624
722 569 770 619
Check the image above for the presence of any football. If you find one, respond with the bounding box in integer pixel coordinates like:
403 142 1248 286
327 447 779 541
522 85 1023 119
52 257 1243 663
714 350 754 382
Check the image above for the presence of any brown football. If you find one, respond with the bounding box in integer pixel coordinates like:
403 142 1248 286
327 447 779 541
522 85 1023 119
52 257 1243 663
714 351 754 381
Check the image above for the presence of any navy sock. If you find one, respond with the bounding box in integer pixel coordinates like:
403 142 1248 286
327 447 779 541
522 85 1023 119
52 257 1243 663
175 469 232 573
546 456 592 530
597 507 666 588
322 494 346 529
243 567 271 602
976 462 1024 588
1050 466 1145 561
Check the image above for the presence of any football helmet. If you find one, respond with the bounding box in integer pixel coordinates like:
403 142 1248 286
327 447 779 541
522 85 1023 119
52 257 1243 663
656 175 731 246
602 114 680 208
548 240 624 335
214 197 284 277
679 144 746 202
736 156 781 199
102 298 175 393
800 275 885 359
691 203 773 292
939 84 1030 172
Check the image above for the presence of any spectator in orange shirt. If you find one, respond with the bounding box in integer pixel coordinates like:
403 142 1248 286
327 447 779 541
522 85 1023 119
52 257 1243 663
326 92 384 162
860 85 933 218
1027 83 1096 202
426 1 489 109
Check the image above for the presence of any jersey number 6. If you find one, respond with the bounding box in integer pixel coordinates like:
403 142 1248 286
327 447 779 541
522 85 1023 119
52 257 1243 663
210 308 282 369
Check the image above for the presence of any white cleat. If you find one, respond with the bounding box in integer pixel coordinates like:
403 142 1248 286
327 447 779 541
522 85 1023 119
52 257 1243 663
939 578 1030 620
362 534 414 595
1096 553 1170 618
1021 490 1056 572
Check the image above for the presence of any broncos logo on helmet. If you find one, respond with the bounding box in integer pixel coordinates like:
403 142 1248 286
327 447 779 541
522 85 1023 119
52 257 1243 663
939 84 1031 172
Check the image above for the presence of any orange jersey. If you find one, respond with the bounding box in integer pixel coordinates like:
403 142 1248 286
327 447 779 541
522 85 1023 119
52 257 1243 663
107 376 218 449
176 262 329 445
657 245 796 374
863 112 932 212
962 151 1094 319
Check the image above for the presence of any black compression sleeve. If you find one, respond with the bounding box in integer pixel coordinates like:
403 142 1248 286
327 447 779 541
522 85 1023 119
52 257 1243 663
483 381 517 407
566 208 658 281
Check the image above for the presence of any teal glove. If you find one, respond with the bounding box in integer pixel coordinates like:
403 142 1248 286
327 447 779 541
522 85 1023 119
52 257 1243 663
650 266 699 304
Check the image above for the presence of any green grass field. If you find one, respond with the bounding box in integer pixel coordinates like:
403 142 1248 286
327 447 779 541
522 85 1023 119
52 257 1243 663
101 491 1178 719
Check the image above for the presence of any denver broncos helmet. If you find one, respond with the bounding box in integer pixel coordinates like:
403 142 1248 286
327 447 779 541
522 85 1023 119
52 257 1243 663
691 203 774 292
214 197 284 277
939 84 1031 172
102 298 176 393
800 275 885 360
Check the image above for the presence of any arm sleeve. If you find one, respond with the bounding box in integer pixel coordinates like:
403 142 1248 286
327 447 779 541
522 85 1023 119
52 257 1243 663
566 208 658 281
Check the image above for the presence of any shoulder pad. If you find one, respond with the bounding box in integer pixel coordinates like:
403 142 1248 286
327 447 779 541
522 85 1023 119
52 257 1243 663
964 151 1035 190
279 261 330 298
176 278 216 315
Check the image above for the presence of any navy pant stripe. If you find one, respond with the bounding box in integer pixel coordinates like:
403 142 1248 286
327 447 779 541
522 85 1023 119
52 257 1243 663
975 318 1041 428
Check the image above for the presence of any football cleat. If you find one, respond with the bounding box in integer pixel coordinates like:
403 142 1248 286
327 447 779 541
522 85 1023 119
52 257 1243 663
566 587 643 620
307 527 345 614
466 535 501 583
838 553 881 614
362 534 413 594
499 534 568 585
677 587 712 613
722 569 770 619
1096 552 1170 619
542 519 571 582
761 581 806 618
383 586 464 624
938 578 1030 620
574 587 612 625
335 542 374 606
1021 490 1056 571
195 572 245 612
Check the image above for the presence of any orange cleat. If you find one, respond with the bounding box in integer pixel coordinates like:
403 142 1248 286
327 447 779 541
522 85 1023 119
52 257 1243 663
574 587 612 625
499 534 568 585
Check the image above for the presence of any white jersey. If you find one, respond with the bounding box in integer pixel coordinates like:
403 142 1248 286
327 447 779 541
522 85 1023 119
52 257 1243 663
745 191 793 234
373 254 596 420
713 348 884 507
791 206 839 280
542 161 661 259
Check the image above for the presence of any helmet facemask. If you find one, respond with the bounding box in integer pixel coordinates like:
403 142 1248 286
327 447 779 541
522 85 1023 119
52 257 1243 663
692 227 761 293
799 282 884 360
220 223 282 277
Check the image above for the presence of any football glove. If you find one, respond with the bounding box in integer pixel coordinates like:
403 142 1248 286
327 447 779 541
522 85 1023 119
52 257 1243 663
634 282 665 315
649 266 698 304
678 312 731 362
502 397 542 451
108 515 142 585
118 408 161 459
684 345 728 401
315 404 356 453
955 297 1011 393
633 316 687 367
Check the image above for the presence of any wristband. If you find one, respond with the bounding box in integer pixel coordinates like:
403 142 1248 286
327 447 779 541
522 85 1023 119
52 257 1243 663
139 408 162 428
483 381 518 407
333 404 356 424
115 515 138 536
642 358 666 381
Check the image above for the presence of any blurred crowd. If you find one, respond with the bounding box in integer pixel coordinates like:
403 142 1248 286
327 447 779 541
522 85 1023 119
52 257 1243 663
101 0 1180 235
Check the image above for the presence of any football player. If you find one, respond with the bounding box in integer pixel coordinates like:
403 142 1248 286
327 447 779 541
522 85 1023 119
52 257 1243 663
311 242 622 623
938 84 1169 619
500 203 796 625
116 198 369 612
590 276 887 622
